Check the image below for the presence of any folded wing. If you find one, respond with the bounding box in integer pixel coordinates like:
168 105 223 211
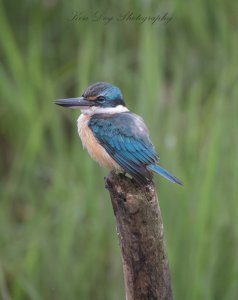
89 112 158 185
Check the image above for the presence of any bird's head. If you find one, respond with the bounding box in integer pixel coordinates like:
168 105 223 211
54 82 126 114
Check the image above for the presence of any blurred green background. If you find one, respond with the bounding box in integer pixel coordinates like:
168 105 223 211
0 0 238 299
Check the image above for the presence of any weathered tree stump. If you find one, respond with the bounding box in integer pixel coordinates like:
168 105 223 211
105 171 173 300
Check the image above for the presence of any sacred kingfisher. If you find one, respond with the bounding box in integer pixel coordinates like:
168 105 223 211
54 82 183 186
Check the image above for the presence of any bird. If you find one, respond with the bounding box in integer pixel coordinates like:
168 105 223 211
54 82 183 186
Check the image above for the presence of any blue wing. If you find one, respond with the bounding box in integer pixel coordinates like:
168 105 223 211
89 112 158 184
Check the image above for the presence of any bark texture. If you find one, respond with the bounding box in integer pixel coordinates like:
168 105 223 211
105 172 173 300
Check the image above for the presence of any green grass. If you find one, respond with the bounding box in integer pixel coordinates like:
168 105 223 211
0 0 238 299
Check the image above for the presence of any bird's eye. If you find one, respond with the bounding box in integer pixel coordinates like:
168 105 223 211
97 96 106 103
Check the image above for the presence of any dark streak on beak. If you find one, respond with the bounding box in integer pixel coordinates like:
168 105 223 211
54 97 93 108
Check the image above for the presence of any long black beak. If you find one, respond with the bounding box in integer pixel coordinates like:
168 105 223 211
54 97 93 108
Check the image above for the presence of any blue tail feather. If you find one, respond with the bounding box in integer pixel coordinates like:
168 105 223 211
148 164 183 186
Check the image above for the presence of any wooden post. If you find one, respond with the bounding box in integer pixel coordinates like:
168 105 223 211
105 171 173 300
